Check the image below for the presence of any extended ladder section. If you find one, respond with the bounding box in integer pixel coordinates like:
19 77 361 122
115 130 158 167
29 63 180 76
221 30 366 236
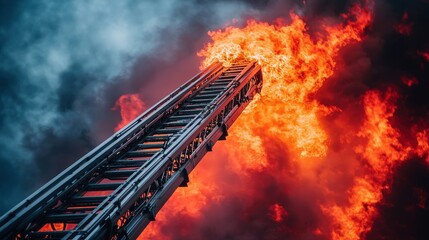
0 61 263 239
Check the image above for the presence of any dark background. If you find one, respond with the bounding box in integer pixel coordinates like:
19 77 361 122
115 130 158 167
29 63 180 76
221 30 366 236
1 0 428 239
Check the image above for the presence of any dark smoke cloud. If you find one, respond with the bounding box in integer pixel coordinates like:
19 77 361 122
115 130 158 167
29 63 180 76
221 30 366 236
367 158 429 240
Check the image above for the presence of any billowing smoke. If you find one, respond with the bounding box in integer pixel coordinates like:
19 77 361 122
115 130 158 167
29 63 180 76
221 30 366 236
1 0 429 239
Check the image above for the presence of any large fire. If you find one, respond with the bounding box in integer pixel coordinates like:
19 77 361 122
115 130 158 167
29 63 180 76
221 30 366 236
325 89 411 239
111 1 429 239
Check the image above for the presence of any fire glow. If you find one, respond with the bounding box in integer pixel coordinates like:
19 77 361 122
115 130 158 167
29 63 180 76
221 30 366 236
109 1 429 239
113 94 146 132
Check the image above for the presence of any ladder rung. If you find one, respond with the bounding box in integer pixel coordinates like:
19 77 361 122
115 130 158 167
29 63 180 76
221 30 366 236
69 196 106 206
144 135 170 141
111 159 148 167
138 149 159 155
218 75 235 79
50 206 95 213
216 79 233 82
189 98 212 104
163 121 189 127
177 109 201 115
199 89 223 95
182 103 208 109
154 128 181 134
194 93 219 99
210 82 229 86
86 183 121 191
204 86 226 90
44 213 88 223
224 70 242 73
195 93 219 98
104 169 135 178
182 104 205 110
169 115 196 120
137 143 165 149
231 63 248 67
127 150 157 158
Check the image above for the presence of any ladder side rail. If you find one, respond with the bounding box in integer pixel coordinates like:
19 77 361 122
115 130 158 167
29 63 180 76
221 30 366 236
55 64 227 239
81 63 262 239
122 67 263 240
112 63 261 216
0 63 223 238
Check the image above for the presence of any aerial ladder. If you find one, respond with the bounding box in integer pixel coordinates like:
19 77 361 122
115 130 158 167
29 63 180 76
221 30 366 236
0 61 263 239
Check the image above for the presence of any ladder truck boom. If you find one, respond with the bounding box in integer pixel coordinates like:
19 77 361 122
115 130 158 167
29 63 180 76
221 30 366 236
0 61 263 239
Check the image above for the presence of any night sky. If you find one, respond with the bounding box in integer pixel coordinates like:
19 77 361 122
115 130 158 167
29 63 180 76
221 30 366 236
1 0 429 239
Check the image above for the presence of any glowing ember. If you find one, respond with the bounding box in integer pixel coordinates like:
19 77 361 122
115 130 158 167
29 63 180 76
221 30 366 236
416 130 429 164
419 51 429 62
401 75 418 87
269 203 288 222
112 93 146 132
394 12 413 36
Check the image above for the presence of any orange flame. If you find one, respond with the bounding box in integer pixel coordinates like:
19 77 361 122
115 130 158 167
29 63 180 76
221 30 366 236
142 2 376 239
325 90 411 240
394 12 413 36
198 3 373 163
416 130 429 164
113 94 146 132
269 203 288 222
401 75 418 87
